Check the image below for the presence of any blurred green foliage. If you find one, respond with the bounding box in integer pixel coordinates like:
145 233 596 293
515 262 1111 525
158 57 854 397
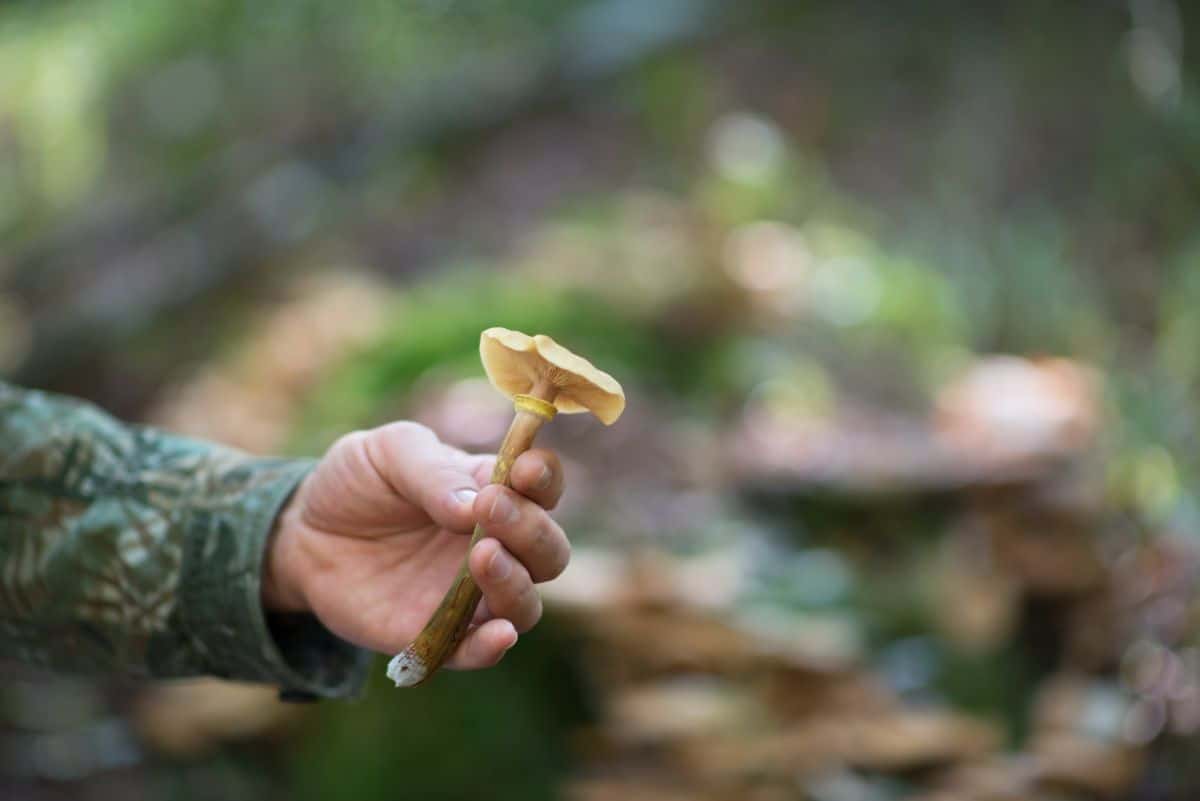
288 270 731 454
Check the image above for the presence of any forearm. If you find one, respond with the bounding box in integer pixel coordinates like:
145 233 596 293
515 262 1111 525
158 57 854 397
0 381 368 697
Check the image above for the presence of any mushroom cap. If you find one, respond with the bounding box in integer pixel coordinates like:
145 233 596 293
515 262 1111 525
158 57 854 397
480 327 626 425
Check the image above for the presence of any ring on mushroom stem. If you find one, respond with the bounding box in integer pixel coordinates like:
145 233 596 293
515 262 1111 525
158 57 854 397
387 327 625 687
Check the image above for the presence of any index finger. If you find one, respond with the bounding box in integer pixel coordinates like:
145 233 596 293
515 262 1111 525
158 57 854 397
508 449 564 510
467 449 564 510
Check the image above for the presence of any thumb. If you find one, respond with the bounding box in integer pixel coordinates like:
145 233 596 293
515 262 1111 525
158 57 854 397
364 422 482 534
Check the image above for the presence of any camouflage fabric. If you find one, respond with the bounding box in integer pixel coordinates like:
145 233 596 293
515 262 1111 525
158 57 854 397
0 381 369 698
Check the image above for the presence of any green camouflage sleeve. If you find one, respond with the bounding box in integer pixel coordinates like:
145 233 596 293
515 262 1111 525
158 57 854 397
0 381 370 699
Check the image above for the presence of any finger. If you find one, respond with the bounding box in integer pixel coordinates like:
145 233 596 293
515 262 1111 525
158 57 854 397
466 451 564 510
509 449 564 510
468 455 496 488
364 422 481 533
473 486 570 583
444 618 518 671
471 596 493 626
469 538 543 633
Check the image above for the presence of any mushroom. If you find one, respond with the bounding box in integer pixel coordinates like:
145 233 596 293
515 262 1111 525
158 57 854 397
387 327 625 687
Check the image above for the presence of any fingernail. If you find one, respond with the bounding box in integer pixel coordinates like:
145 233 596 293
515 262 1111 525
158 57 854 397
487 550 512 580
453 489 478 507
535 465 553 491
488 492 519 524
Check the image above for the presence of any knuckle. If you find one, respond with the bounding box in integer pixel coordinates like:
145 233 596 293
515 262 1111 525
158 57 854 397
358 422 438 474
536 450 563 479
514 521 553 572
526 520 567 575
547 537 571 581
380 420 435 446
484 484 510 506
528 592 544 627
465 638 490 667
528 518 551 553
490 585 519 616
490 585 513 613
469 455 495 481
430 463 468 489
502 571 533 605
516 588 542 631
332 429 370 452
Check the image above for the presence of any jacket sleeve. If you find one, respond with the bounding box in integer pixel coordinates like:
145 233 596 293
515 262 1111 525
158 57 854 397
0 381 370 698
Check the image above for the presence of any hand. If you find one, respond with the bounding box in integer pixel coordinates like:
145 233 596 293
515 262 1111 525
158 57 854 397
262 421 568 671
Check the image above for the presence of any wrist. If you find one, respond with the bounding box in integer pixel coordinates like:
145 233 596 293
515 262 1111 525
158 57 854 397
262 490 310 613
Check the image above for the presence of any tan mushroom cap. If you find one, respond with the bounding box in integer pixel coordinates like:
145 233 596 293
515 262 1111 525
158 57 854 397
480 327 626 425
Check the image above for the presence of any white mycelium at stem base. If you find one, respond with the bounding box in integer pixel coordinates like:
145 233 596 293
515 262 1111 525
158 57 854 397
386 650 428 687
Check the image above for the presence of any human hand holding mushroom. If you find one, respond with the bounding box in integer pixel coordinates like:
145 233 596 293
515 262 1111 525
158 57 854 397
260 328 624 686
389 328 624 685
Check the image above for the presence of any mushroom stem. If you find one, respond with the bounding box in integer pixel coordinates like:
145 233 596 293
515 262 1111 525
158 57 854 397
486 376 558 490
387 377 560 687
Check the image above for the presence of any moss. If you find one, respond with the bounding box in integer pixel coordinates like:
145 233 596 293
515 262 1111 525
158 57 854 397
288 617 593 801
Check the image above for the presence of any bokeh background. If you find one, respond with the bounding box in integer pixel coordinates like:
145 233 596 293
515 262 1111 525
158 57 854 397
3 1 1200 799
